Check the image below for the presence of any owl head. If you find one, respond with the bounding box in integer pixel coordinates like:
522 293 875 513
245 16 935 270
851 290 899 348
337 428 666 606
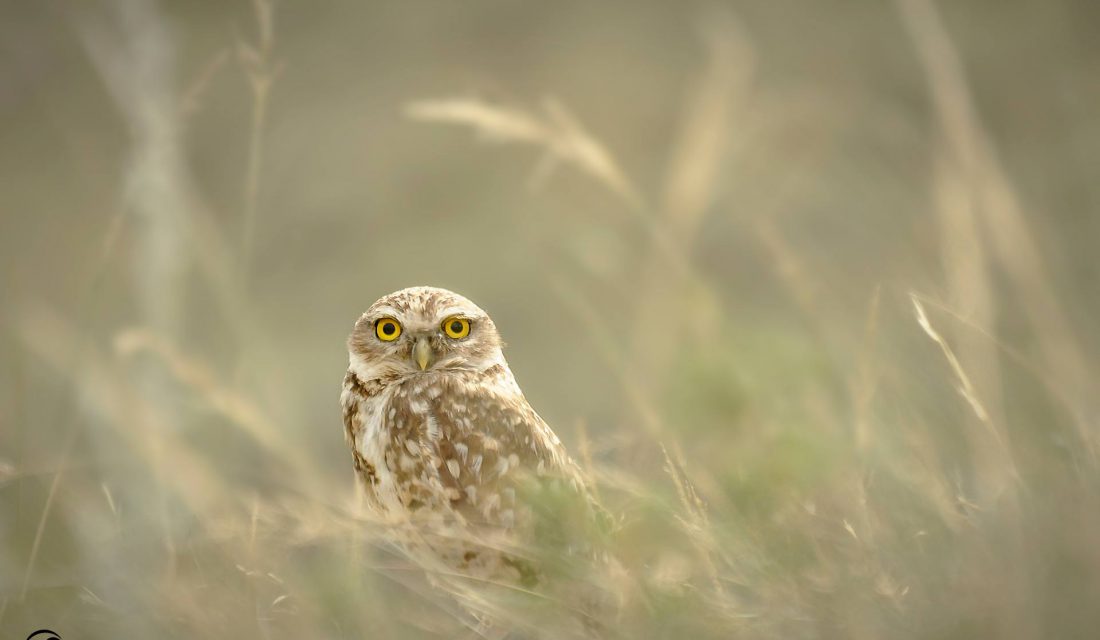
348 286 506 379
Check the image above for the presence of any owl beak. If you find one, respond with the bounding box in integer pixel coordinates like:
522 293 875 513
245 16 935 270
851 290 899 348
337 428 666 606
413 336 433 371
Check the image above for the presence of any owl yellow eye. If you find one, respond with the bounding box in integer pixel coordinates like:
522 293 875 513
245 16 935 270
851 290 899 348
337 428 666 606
375 318 402 341
442 316 471 339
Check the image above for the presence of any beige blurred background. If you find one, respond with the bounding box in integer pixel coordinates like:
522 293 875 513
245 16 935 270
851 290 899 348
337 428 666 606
2 1 1099 638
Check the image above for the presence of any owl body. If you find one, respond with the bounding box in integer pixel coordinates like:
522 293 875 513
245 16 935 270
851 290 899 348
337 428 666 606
341 286 590 586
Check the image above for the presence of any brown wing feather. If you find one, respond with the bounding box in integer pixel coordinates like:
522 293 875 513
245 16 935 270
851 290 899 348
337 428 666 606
381 368 580 529
342 370 382 506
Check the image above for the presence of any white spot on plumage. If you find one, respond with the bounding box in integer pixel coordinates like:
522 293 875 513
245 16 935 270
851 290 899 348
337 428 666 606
425 415 441 441
446 459 461 479
481 492 500 518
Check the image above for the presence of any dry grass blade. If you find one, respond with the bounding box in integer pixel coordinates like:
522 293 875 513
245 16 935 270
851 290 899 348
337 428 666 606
660 9 753 245
911 293 1021 493
853 285 882 454
19 460 68 602
82 1 253 349
629 11 752 398
180 49 229 118
406 96 641 208
909 294 1086 418
910 294 990 424
238 0 281 281
755 216 818 316
660 443 730 602
113 328 321 493
406 93 710 291
896 0 1097 457
407 98 548 143
18 307 232 514
77 0 189 341
548 274 664 436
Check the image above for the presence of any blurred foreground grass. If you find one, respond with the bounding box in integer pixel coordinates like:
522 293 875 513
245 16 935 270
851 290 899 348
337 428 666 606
2 0 1100 638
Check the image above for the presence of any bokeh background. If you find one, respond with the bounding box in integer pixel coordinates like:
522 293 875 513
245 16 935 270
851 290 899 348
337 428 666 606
2 0 1099 638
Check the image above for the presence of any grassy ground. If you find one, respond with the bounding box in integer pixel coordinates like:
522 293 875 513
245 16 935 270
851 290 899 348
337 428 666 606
2 0 1100 638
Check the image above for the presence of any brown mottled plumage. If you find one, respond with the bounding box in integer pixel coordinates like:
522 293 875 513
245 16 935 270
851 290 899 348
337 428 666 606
340 287 605 601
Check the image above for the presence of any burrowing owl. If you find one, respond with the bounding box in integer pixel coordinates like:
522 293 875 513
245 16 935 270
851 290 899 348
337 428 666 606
340 286 606 601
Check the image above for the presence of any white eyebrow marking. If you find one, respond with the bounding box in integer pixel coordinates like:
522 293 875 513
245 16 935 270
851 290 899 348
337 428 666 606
369 307 402 321
436 307 478 322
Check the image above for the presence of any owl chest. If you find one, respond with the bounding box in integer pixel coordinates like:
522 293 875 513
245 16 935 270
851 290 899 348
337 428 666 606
353 385 451 515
